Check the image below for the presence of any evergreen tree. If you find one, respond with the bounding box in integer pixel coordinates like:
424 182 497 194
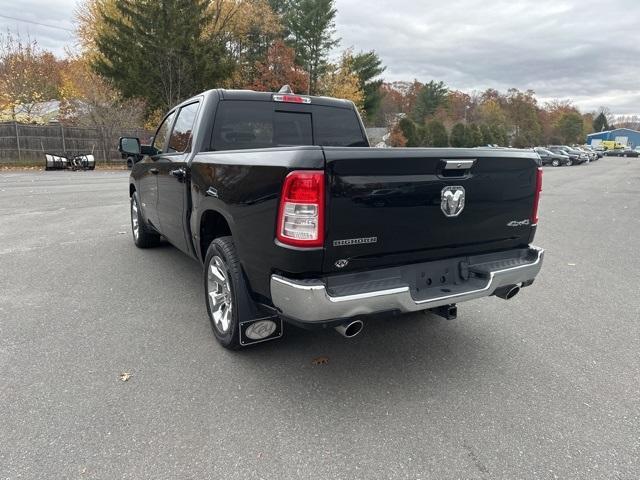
268 0 293 15
592 112 610 132
425 119 448 147
284 0 339 94
490 124 508 145
398 117 420 147
411 80 448 122
467 123 483 147
93 0 231 113
480 124 494 145
450 123 466 147
351 51 386 120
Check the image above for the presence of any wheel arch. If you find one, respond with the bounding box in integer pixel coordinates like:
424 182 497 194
199 209 233 262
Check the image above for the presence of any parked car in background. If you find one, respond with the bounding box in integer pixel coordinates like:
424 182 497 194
547 146 579 165
534 147 570 167
582 145 603 159
603 148 640 157
575 146 598 162
558 146 589 164
564 146 590 163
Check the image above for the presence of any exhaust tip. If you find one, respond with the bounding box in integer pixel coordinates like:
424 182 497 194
505 285 520 299
335 320 363 338
495 284 521 300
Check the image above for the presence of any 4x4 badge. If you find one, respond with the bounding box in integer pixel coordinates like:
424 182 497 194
441 186 466 217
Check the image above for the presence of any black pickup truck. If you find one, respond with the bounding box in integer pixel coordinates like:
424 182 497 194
120 89 544 349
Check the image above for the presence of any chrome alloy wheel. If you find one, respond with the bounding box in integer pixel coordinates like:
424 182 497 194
131 197 140 240
207 256 233 334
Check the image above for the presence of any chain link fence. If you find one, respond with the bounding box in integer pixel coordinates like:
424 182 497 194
0 122 153 165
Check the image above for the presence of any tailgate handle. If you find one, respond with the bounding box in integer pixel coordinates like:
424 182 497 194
442 159 476 170
440 159 476 178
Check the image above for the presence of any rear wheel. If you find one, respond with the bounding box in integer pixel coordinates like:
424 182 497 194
204 236 245 349
566 159 573 166
130 192 160 248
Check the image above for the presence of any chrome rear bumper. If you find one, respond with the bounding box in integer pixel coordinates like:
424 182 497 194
271 246 544 323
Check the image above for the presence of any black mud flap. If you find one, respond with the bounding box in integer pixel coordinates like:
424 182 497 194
239 315 283 347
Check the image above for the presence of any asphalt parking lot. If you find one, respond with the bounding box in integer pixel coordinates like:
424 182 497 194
1 157 639 479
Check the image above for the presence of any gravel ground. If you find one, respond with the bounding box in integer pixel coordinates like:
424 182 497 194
0 158 638 479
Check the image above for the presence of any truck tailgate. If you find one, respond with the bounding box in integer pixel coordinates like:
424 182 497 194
323 147 540 273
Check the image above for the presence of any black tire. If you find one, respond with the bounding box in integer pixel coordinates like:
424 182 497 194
566 159 573 166
204 236 245 349
130 192 160 248
551 159 560 167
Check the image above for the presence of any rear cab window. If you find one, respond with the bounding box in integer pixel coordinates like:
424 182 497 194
210 100 367 151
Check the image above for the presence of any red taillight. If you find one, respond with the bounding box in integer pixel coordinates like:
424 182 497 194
277 171 324 247
531 167 543 225
272 94 311 104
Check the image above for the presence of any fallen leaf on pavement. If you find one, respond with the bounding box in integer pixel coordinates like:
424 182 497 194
119 372 132 381
312 356 329 365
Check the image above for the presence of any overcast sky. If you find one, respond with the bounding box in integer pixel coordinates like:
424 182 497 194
1 0 638 114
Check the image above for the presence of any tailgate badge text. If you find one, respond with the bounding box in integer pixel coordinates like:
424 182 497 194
333 237 377 247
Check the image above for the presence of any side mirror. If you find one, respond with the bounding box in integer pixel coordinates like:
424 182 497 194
119 137 141 155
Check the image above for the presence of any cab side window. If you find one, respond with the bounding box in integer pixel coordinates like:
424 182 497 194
168 102 200 153
153 111 176 154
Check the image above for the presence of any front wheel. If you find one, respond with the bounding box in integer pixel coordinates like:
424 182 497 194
551 159 560 167
204 236 245 349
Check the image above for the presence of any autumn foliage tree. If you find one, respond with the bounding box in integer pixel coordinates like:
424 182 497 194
386 123 407 147
60 57 145 129
0 33 63 122
205 0 282 87
319 51 365 114
248 41 308 93
59 56 147 157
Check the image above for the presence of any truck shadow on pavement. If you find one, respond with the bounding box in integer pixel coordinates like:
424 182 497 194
135 242 511 399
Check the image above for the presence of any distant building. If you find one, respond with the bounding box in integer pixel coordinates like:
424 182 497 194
0 100 61 124
587 128 640 148
365 127 389 146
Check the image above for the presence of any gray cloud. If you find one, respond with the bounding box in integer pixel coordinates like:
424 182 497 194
1 0 638 113
0 1 77 54
336 0 640 114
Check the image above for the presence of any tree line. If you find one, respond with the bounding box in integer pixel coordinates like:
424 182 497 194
377 81 614 148
0 0 621 148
